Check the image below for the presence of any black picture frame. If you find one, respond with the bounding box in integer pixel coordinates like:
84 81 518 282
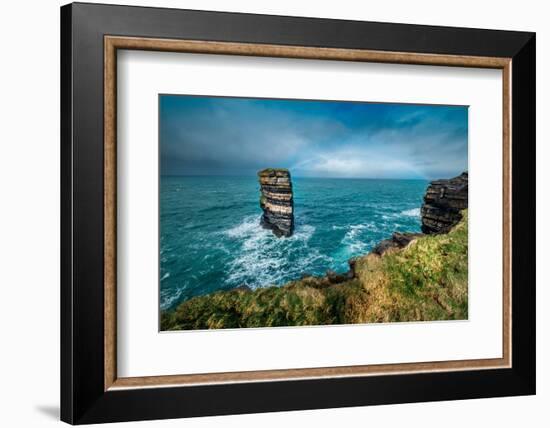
61 2 535 424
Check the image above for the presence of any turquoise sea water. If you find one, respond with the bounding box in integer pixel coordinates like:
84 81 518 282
160 176 429 310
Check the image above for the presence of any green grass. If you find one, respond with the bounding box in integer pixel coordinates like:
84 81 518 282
258 168 289 175
161 210 468 330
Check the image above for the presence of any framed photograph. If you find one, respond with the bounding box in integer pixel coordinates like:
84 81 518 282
61 2 535 424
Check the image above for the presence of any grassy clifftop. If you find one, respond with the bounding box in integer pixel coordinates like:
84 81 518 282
161 210 468 330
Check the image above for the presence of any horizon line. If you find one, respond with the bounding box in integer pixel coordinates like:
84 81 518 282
160 174 440 181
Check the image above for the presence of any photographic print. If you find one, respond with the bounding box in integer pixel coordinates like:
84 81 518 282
159 95 468 331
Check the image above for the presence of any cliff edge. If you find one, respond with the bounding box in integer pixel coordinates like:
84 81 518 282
421 172 468 234
373 172 468 255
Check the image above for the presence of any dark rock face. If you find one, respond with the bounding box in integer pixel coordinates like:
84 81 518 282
370 172 468 256
258 168 294 237
421 172 468 234
325 270 349 284
372 232 425 256
347 258 357 278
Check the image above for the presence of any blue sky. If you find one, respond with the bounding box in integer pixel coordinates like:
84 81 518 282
159 95 468 180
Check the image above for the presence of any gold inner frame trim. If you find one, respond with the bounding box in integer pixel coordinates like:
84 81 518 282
104 35 512 391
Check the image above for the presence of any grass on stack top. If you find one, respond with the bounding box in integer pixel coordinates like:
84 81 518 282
257 168 289 175
161 210 468 331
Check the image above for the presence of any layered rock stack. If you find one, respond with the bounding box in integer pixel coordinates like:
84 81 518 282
421 172 468 234
258 168 294 237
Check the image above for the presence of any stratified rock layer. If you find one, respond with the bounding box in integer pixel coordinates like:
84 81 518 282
258 168 294 237
421 172 468 234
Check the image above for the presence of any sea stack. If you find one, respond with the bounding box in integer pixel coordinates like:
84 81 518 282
258 168 294 237
421 172 468 234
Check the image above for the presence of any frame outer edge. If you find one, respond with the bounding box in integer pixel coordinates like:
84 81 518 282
510 33 536 392
63 3 536 423
60 3 75 424
73 2 533 58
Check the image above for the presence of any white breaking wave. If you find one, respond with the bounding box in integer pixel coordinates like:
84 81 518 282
341 223 373 255
160 287 183 310
224 215 260 238
223 216 328 288
401 207 421 217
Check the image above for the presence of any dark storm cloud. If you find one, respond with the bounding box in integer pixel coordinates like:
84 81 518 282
159 95 468 179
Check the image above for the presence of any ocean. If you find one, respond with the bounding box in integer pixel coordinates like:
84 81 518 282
160 176 429 310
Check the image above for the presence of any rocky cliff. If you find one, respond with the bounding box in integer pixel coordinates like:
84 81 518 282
421 172 468 234
371 172 468 256
258 168 294 237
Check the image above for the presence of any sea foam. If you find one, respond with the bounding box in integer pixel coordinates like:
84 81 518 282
340 223 375 257
401 208 421 217
223 216 326 289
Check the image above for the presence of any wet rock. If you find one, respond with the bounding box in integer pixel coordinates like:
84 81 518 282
347 258 357 279
421 172 468 234
326 270 348 284
372 232 424 256
258 168 294 237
